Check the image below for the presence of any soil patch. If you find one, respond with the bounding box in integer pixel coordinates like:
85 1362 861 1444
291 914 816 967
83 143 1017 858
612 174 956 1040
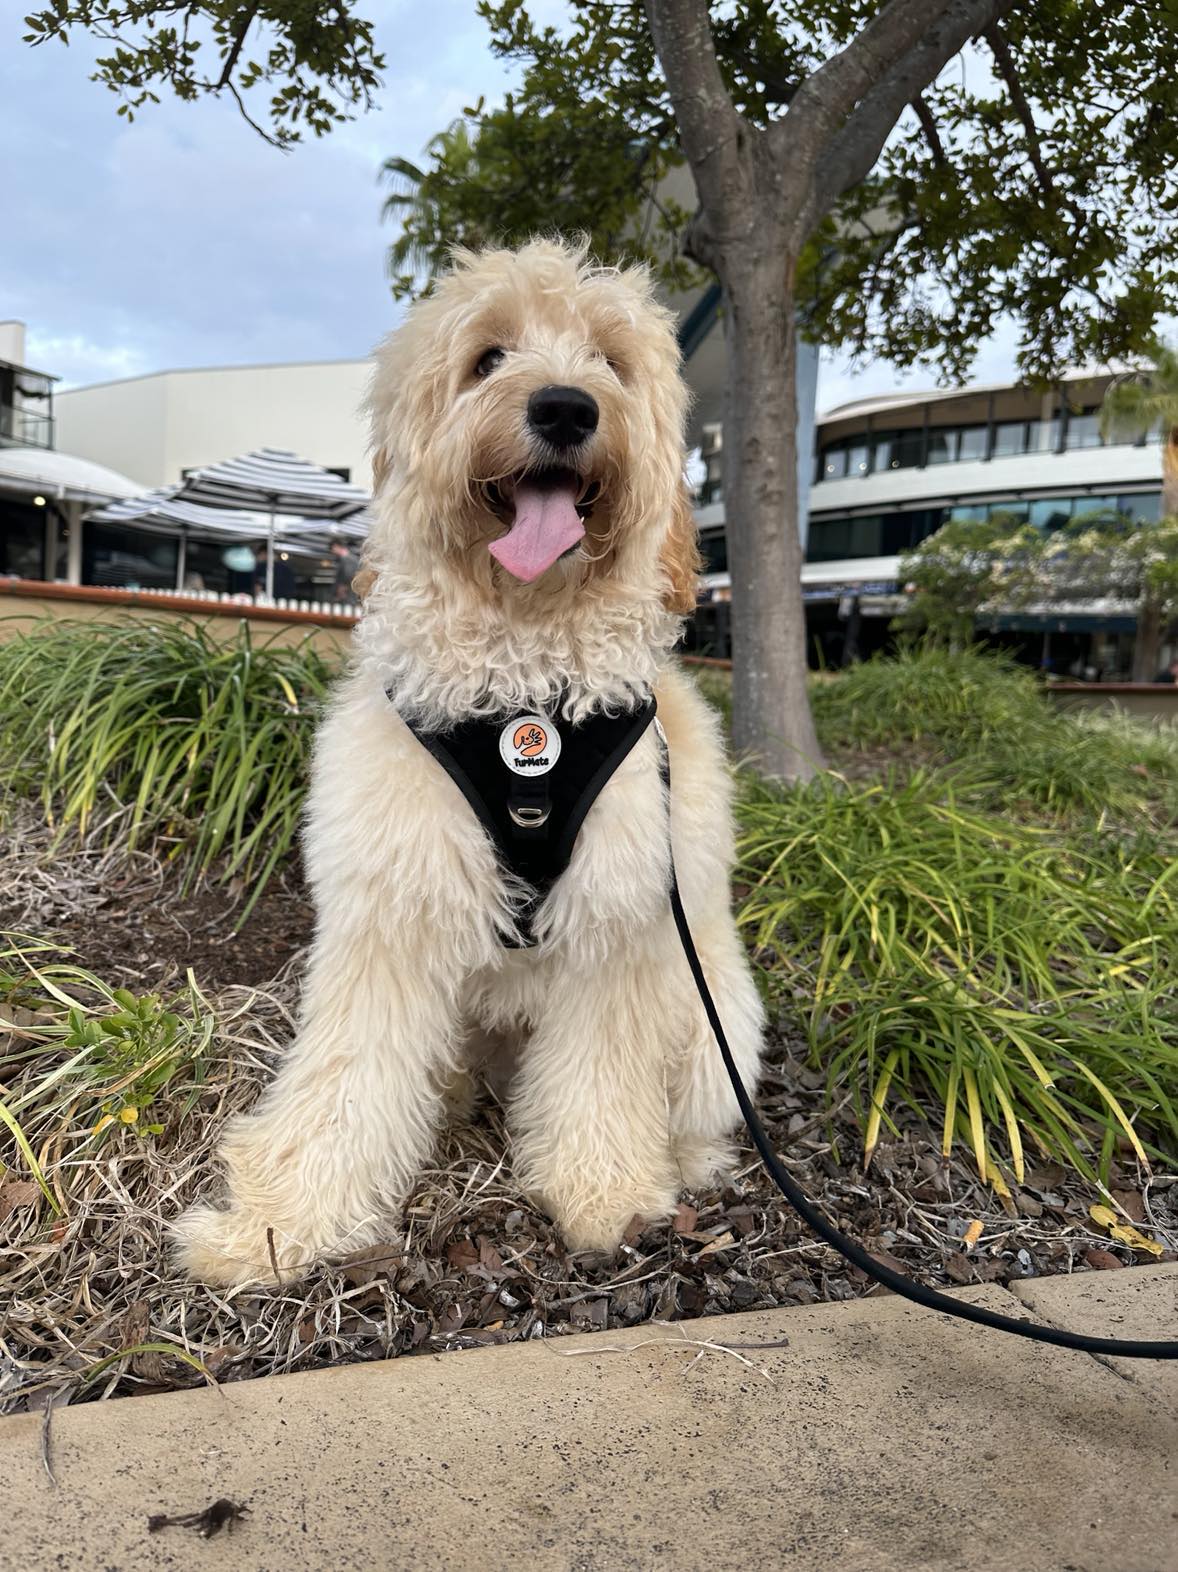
0 811 313 992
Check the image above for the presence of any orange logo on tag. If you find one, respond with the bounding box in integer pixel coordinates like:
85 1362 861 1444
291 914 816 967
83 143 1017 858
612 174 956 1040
500 713 561 775
513 722 548 756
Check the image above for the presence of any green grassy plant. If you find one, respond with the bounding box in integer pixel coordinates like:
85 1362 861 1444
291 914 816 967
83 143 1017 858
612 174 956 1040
0 934 216 1203
736 768 1178 1187
808 644 1178 820
0 618 333 916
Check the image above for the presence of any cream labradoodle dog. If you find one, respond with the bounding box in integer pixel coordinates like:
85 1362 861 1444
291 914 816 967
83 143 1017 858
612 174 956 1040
175 240 764 1285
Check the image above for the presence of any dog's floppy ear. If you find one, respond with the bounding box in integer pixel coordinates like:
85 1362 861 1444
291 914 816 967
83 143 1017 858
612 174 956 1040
660 484 702 616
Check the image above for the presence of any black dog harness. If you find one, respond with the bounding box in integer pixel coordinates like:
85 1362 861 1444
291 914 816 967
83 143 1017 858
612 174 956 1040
401 695 656 946
397 690 1177 1360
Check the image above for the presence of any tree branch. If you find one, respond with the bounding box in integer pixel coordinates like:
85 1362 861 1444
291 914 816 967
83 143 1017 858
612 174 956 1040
812 0 1017 213
984 21 1059 203
642 0 747 234
912 93 946 167
779 0 952 156
216 3 260 91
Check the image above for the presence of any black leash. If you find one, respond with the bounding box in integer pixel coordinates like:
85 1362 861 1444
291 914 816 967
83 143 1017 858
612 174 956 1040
660 744 1178 1360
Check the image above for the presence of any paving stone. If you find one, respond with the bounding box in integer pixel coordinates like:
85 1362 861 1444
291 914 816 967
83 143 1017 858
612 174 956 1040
3 1272 1176 1572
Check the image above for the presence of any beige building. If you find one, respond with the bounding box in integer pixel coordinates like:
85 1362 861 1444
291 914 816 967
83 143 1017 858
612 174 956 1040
56 358 375 492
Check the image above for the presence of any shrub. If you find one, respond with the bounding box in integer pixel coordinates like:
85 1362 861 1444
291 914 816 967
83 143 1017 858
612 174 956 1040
737 767 1178 1186
808 644 1178 820
0 618 332 917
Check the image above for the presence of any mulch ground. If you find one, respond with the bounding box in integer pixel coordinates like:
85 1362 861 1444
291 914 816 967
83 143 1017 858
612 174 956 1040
1 811 1174 1414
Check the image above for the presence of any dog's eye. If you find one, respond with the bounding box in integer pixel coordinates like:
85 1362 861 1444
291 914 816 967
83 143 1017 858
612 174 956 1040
474 347 506 378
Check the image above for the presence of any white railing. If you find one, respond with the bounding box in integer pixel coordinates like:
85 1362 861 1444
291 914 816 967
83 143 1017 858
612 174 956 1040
91 584 363 618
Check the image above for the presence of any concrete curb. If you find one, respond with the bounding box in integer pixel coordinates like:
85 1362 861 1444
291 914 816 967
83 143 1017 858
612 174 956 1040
5 1265 1176 1572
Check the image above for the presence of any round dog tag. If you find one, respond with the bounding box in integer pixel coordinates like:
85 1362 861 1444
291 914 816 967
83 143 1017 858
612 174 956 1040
499 714 561 776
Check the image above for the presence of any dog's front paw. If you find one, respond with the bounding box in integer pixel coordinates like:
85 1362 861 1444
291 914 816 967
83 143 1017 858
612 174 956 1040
171 1202 310 1287
673 1136 735 1193
557 1197 675 1255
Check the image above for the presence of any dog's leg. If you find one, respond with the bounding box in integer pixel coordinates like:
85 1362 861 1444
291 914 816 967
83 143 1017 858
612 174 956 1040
509 928 687 1253
665 908 765 1191
172 921 466 1285
173 676 505 1288
655 665 766 1192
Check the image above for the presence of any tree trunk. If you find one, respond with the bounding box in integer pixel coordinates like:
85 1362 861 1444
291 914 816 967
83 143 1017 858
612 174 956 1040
721 252 824 779
1133 423 1178 680
1133 595 1164 683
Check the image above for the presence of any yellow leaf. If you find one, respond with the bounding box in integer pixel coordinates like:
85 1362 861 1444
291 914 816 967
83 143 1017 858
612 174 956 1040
1089 1204 1164 1257
93 1113 115 1135
963 1069 986 1183
1109 1224 1164 1258
119 1106 139 1124
864 1049 900 1170
963 1219 984 1251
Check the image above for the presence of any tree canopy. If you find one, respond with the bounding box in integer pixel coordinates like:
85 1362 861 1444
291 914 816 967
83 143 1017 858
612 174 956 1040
23 1 385 146
385 0 1178 384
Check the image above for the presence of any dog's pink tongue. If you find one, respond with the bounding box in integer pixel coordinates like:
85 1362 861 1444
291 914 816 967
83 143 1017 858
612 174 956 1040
489 481 585 583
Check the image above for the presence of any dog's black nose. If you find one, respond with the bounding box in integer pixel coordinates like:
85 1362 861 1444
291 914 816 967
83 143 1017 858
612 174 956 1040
527 385 599 449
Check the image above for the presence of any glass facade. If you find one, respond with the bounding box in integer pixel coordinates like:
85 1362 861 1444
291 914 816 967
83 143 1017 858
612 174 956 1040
803 491 1162 564
698 491 1163 574
83 524 179 589
815 405 1141 482
0 508 45 577
0 362 56 450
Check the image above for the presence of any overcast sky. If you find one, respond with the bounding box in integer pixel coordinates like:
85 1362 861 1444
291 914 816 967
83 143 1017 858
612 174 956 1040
2 2 1020 414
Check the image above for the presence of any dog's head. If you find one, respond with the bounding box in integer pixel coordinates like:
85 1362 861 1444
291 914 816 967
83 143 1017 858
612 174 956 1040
366 240 699 614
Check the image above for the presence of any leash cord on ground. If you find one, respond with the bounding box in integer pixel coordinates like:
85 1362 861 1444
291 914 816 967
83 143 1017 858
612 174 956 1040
658 760 1177 1359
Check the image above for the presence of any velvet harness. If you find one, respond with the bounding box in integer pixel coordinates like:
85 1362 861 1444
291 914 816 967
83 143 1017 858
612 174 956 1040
398 694 657 947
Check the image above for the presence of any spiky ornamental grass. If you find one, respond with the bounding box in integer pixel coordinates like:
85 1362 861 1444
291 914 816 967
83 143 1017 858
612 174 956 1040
2 626 1176 1191
0 618 334 920
737 767 1178 1190
808 644 1178 820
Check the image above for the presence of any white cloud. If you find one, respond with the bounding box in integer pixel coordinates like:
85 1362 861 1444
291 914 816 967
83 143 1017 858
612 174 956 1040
24 333 151 389
1 1 518 385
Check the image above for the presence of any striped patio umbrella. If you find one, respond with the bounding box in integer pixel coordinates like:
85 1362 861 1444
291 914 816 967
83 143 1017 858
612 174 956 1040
175 448 369 596
88 488 298 589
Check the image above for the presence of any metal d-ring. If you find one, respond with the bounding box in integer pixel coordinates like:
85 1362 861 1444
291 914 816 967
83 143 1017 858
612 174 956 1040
508 804 550 828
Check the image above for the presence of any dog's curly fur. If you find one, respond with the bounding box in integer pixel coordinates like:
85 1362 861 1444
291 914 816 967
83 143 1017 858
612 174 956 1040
174 240 764 1285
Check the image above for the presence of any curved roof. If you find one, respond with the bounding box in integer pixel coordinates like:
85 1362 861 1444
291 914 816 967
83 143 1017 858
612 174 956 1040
0 445 142 503
818 364 1129 427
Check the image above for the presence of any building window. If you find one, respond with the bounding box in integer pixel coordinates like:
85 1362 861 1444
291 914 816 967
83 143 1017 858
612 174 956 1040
893 429 925 469
991 421 1028 457
958 426 988 462
846 441 870 476
1029 497 1072 532
926 429 957 465
83 524 178 589
822 445 848 480
1064 411 1102 449
1118 492 1162 523
870 433 893 472
699 530 728 574
0 508 45 577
